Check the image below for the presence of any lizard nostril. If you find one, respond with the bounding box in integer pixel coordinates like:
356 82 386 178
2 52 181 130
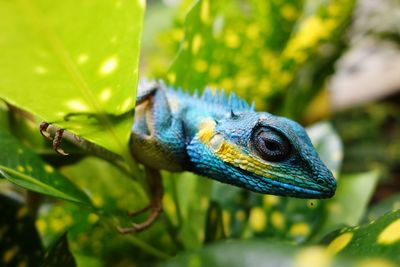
316 179 324 185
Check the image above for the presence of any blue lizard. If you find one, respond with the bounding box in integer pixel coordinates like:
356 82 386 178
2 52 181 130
112 80 338 233
41 79 336 233
131 80 336 197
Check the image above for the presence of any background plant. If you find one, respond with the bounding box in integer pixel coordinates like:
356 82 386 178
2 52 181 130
0 0 399 266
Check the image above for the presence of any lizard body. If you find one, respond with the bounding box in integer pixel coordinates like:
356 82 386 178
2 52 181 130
39 79 337 233
131 80 336 199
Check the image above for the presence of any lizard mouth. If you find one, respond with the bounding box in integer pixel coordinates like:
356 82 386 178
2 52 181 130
238 168 336 198
266 178 335 199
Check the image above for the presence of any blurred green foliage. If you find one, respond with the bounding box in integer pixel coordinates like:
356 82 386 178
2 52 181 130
0 128 91 205
0 0 399 267
150 0 354 119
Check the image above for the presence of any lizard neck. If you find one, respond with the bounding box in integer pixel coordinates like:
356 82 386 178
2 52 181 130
165 89 228 142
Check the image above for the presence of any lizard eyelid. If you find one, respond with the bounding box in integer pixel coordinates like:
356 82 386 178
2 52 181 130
252 126 291 162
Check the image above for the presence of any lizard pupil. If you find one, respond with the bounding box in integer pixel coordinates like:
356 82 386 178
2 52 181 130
253 126 291 162
264 140 279 151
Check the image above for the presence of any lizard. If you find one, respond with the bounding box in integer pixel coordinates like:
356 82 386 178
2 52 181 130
40 79 336 233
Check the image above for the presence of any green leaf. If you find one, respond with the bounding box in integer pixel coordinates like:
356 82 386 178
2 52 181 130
37 157 172 261
164 172 213 249
36 201 171 264
0 128 91 205
0 0 145 156
325 210 400 264
0 193 44 267
367 193 400 222
161 239 372 267
42 234 77 267
204 201 226 243
161 240 298 267
315 171 380 240
163 223 400 267
306 122 343 177
60 157 147 217
73 254 102 267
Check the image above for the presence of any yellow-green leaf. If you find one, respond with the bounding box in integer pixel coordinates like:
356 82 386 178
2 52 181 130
0 0 145 157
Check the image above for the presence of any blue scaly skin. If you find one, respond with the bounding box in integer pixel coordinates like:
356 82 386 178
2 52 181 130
131 80 336 199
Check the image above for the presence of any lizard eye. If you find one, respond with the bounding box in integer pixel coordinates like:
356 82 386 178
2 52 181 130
253 127 291 162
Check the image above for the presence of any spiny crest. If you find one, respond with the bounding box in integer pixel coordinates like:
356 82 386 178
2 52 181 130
157 79 255 112
199 88 255 112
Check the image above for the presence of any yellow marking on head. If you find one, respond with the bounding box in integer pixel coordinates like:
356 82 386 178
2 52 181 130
249 207 267 232
209 137 274 178
199 123 277 180
198 119 216 143
378 218 400 245
327 232 353 254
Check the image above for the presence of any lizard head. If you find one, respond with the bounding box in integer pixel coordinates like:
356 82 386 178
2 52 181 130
187 112 336 199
